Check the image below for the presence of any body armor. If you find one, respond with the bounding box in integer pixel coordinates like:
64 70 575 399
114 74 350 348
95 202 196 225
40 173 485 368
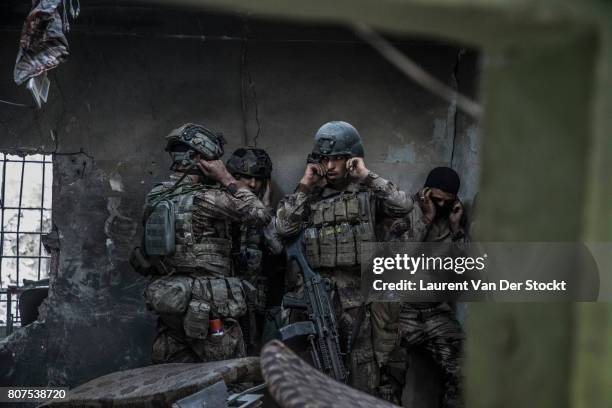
145 182 233 277
304 190 376 270
143 181 248 362
232 224 267 311
300 187 379 393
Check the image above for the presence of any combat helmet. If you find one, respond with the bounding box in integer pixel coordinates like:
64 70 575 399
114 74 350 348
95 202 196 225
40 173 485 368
165 123 226 171
226 148 273 179
311 121 364 159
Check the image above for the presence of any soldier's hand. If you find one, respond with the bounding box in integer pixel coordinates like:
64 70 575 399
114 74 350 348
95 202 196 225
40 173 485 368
417 187 436 224
346 157 369 181
300 163 326 187
449 198 464 232
197 159 236 186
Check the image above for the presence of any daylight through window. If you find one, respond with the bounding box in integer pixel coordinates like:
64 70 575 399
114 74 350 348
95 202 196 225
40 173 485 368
0 153 52 333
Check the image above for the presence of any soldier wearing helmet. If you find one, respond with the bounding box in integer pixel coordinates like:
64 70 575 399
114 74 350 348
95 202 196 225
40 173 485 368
225 147 283 353
275 121 414 394
135 123 271 364
226 147 273 196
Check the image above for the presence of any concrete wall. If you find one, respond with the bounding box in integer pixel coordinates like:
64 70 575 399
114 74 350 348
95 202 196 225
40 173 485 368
0 6 479 388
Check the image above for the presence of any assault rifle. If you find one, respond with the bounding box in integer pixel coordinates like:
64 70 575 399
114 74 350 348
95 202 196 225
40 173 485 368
279 232 348 383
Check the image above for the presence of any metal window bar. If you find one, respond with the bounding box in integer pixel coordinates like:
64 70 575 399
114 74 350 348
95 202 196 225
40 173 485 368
2 207 52 210
0 153 5 290
0 153 52 335
2 256 52 259
2 159 52 163
38 161 45 279
16 156 25 286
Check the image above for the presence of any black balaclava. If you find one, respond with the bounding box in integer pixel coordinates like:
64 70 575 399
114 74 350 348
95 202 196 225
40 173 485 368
424 167 460 219
424 167 460 195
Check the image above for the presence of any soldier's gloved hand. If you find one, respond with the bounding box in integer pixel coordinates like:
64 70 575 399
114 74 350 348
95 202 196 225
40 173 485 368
197 159 236 186
417 187 436 224
346 157 369 181
300 162 327 188
449 198 464 232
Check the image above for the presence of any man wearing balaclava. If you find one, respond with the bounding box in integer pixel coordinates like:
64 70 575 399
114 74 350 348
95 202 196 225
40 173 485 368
373 166 467 407
411 166 467 242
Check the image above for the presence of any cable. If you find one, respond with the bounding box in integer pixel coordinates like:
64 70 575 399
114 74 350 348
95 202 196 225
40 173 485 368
0 99 34 108
353 23 483 119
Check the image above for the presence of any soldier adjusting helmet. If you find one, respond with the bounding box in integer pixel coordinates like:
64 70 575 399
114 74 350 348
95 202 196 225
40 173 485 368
165 123 226 171
311 121 364 160
226 148 273 179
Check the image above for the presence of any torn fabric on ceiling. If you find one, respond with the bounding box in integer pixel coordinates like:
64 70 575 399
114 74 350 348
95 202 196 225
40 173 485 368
13 0 79 85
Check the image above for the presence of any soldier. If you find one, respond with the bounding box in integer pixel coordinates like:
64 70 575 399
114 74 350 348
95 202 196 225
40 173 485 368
275 121 413 394
407 166 468 243
225 147 283 353
134 123 271 364
373 166 467 407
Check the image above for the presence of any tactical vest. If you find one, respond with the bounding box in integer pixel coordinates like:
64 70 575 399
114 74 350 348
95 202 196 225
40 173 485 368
232 224 264 277
145 182 233 277
304 190 376 269
232 223 267 311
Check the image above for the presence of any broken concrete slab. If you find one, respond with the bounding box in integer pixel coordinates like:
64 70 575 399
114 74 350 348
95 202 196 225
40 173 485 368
41 357 261 408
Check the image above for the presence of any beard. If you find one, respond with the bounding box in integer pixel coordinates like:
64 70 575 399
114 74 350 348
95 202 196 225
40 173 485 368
326 173 349 189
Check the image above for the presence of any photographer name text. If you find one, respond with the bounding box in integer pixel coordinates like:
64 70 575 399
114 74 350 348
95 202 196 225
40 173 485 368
372 279 567 292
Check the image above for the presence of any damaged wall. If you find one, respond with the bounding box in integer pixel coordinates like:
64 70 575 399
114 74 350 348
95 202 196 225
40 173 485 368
0 5 479 389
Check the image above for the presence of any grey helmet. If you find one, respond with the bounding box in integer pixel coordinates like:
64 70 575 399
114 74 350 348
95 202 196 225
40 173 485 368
311 121 364 159
165 123 225 171
226 148 273 179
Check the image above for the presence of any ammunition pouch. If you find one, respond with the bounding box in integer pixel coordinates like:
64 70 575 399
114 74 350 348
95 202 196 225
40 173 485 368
191 276 247 319
146 274 248 343
145 275 193 314
183 299 211 339
190 318 246 361
304 191 375 269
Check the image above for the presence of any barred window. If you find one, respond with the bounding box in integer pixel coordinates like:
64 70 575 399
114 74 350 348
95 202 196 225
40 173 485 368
0 153 53 336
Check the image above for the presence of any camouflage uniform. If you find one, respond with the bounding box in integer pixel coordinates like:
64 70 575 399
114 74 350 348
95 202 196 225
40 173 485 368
275 121 413 394
231 217 287 351
138 125 271 364
375 177 467 408
226 148 283 352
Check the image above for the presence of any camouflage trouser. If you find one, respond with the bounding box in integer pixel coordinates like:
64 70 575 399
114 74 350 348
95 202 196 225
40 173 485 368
398 303 464 408
152 318 246 364
261 306 286 345
285 304 378 395
339 306 379 395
